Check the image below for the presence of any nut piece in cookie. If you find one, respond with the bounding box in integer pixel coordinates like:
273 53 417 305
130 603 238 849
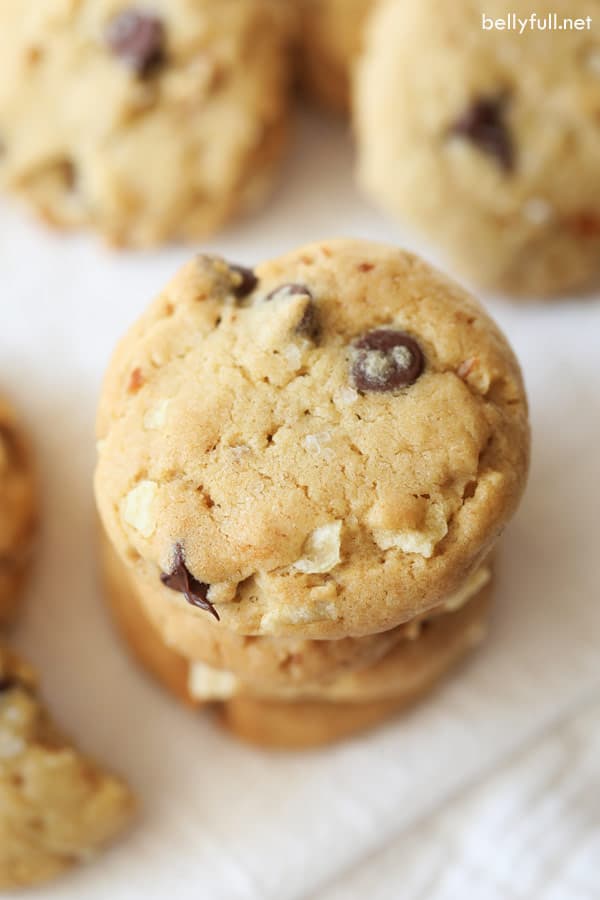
0 646 134 890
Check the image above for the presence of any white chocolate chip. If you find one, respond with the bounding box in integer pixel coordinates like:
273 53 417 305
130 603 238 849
121 481 159 538
229 444 251 459
523 197 554 226
292 521 342 574
444 565 492 612
206 582 238 605
333 386 359 407
373 505 448 558
187 662 239 701
260 600 339 631
143 399 170 430
302 432 334 460
0 730 25 759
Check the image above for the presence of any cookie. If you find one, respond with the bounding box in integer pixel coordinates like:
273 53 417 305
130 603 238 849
101 525 491 689
295 0 374 112
0 396 37 626
95 240 529 639
0 645 134 889
0 0 291 247
355 0 600 297
192 577 492 704
103 548 490 747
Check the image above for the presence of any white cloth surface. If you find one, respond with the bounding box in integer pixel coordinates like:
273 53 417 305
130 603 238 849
1 113 599 900
319 695 600 900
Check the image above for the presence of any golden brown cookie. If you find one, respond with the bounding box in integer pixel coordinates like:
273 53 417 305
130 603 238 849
219 694 415 750
295 0 374 113
0 0 292 247
95 240 529 639
103 535 491 746
355 0 600 296
102 526 491 690
0 644 134 890
0 396 37 626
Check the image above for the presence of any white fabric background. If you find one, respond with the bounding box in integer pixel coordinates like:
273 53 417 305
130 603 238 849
1 113 599 899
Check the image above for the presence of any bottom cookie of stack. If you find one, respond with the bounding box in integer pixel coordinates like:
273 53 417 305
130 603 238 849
101 537 492 749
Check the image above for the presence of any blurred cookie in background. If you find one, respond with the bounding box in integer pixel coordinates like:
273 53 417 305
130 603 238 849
0 396 37 627
296 0 375 113
355 0 600 297
0 0 293 248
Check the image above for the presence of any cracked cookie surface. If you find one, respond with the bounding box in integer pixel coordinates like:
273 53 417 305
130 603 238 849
355 0 600 297
0 645 134 889
95 239 529 639
0 397 37 626
0 0 291 247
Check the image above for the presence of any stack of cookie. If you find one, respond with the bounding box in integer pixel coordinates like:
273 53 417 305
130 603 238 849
95 239 530 748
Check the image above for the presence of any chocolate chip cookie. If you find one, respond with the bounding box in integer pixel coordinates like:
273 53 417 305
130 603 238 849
0 0 291 247
0 645 134 889
95 240 529 640
0 397 37 626
103 541 492 747
355 0 600 296
102 525 491 691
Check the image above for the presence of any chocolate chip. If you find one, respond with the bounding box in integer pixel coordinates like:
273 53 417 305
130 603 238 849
450 95 514 172
160 543 219 620
105 9 165 76
265 283 311 302
350 330 424 393
230 265 258 299
0 678 17 694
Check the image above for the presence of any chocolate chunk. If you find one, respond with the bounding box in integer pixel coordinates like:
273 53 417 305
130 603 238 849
105 9 165 76
350 330 424 393
265 283 311 302
160 543 219 620
0 678 17 694
230 265 258 299
450 95 514 172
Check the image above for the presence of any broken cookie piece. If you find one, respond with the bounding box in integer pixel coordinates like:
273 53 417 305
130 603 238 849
0 645 134 890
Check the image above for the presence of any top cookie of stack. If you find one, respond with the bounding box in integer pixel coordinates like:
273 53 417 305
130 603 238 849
95 239 529 643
